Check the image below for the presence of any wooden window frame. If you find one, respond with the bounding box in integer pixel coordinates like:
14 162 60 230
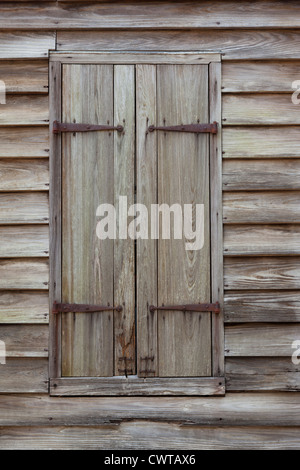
49 51 224 396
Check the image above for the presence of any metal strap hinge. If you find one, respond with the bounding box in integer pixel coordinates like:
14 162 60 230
147 122 218 134
52 301 122 314
53 121 124 134
149 302 220 313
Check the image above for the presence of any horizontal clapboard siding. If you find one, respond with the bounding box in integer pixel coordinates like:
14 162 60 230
0 291 49 324
0 226 49 258
0 32 55 59
0 324 48 357
0 193 49 224
0 159 49 191
0 95 49 126
0 60 48 93
0 358 48 393
0 127 49 158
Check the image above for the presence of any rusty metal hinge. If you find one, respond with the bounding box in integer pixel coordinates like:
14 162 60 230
53 121 124 134
149 302 220 313
147 122 218 134
52 301 122 314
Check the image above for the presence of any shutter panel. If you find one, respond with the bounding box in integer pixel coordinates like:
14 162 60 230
137 64 211 377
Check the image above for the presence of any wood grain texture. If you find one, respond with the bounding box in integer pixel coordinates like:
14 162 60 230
61 64 114 377
0 358 48 393
0 225 48 258
0 192 48 224
113 65 135 376
0 95 48 126
0 127 49 158
136 64 158 378
222 60 300 92
223 94 300 125
1 392 299 427
51 52 220 64
0 32 55 59
50 377 224 396
0 291 49 324
225 324 300 356
224 225 300 256
224 257 300 290
226 358 300 391
222 127 300 159
225 291 300 323
0 60 48 93
0 325 48 358
223 191 300 224
1 424 300 450
4 2 300 29
57 29 300 60
0 159 49 191
0 259 48 290
223 159 300 190
157 64 211 377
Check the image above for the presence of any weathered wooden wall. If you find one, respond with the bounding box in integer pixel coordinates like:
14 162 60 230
0 0 299 449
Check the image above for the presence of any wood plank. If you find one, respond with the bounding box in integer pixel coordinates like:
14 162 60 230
225 291 300 323
0 325 48 358
225 324 300 357
57 29 300 60
0 60 48 93
223 159 300 190
0 158 49 191
51 52 220 64
226 358 300 391
61 64 114 377
0 291 49 324
136 64 158 378
0 95 48 126
113 65 135 376
223 94 300 125
0 32 55 59
1 424 300 450
0 127 49 158
1 392 300 427
224 225 300 256
223 127 300 159
222 61 300 92
50 377 224 396
0 259 48 290
157 64 211 377
4 2 300 29
223 191 300 224
0 358 48 393
0 225 48 258
224 257 300 290
0 192 48 224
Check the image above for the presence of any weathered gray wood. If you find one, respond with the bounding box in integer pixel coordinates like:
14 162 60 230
222 61 300 92
226 358 300 391
1 424 300 450
0 291 49 324
0 159 49 191
223 127 300 159
136 64 158 378
0 32 55 59
57 29 300 60
0 225 48 258
1 392 300 427
50 377 225 396
0 60 48 93
113 65 135 376
223 159 300 190
224 257 300 290
157 64 211 377
225 324 300 356
0 95 48 126
0 358 48 393
224 225 300 256
4 2 300 29
225 291 300 323
0 193 49 224
61 64 114 377
0 259 48 290
0 127 49 158
223 191 300 224
0 325 48 357
209 61 224 377
223 94 300 125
